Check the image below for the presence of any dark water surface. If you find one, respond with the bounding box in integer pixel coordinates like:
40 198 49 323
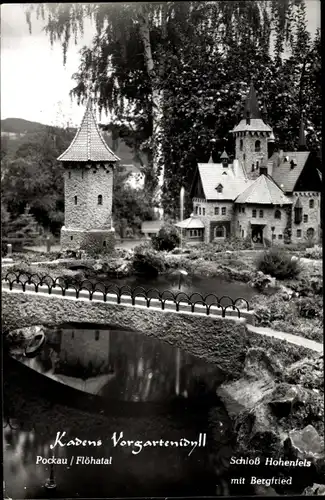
3 324 251 498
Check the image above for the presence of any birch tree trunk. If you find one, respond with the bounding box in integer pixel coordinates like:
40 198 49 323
138 4 165 219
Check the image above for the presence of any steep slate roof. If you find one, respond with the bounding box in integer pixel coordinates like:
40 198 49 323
175 217 205 229
235 174 292 205
197 162 252 200
58 99 120 162
231 118 272 134
270 151 310 192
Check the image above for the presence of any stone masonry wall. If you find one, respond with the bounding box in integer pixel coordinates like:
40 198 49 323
60 228 115 252
235 132 268 180
235 205 289 243
291 191 321 244
2 290 250 380
64 164 113 231
194 200 234 243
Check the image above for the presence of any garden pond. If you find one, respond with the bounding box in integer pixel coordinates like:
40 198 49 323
3 323 259 498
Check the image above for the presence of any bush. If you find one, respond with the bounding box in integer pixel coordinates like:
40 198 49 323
151 223 180 252
256 248 301 280
304 245 322 260
297 297 321 319
132 243 166 276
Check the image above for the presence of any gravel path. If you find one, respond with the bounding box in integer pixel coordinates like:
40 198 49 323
247 324 323 353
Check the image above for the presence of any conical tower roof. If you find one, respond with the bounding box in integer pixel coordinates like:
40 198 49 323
220 150 229 160
230 83 272 134
58 98 120 162
243 82 261 120
298 117 307 151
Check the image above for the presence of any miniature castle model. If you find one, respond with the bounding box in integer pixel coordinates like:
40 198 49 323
58 98 120 251
182 83 322 245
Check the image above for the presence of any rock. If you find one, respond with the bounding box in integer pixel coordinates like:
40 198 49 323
268 383 309 418
284 425 324 462
243 348 284 381
284 357 324 391
303 483 325 495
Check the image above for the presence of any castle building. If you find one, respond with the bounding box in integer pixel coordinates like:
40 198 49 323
58 98 120 251
183 84 322 246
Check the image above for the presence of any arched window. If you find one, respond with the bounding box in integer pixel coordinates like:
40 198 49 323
98 194 103 205
306 228 315 240
274 209 281 219
255 140 261 152
309 199 314 209
74 196 77 205
240 139 243 151
68 171 71 179
95 330 100 341
214 225 225 238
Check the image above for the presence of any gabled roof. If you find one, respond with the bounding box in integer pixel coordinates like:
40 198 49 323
197 162 252 200
175 217 205 229
235 174 292 205
270 151 310 192
58 99 120 162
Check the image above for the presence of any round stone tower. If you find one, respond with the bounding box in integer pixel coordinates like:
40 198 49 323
58 98 120 252
231 83 273 180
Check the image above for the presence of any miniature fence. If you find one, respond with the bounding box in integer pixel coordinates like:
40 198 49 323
2 271 252 320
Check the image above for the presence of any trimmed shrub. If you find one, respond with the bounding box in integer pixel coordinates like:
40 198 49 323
151 223 180 252
256 248 301 280
132 243 166 276
304 245 322 260
297 297 321 319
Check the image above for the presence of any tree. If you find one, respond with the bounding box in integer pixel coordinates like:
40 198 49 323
25 1 299 211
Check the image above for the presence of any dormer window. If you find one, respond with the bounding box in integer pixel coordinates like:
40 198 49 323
284 156 289 162
290 158 297 169
216 184 223 193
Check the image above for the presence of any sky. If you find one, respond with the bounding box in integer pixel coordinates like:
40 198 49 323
1 2 321 128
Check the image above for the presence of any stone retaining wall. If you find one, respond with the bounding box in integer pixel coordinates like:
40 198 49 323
2 290 249 380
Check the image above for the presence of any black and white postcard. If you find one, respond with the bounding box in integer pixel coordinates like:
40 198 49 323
2 2 323 498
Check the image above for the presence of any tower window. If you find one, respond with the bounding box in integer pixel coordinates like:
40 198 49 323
252 164 254 171
98 194 103 205
259 210 264 218
274 209 281 219
74 196 77 205
214 207 219 215
255 140 261 152
297 229 302 238
309 199 314 209
221 207 226 215
252 209 257 218
303 214 308 223
82 170 84 179
240 139 243 151
199 207 202 215
195 206 198 215
68 172 71 179
243 153 246 160
103 241 106 247
70 236 73 241
256 161 259 168
202 207 205 215
95 330 100 341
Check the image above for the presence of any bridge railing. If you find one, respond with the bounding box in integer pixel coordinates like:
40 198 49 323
2 271 252 320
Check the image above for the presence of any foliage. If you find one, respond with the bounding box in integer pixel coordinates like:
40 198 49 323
131 243 166 276
79 232 115 257
151 223 180 252
256 248 301 280
303 245 322 260
252 292 323 343
1 127 73 234
24 1 322 216
288 277 323 297
113 167 155 238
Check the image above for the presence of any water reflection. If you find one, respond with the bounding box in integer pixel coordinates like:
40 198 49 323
3 324 234 498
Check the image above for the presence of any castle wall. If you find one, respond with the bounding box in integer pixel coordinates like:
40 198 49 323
193 199 235 243
235 132 268 180
291 192 321 244
64 165 113 231
235 204 290 244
